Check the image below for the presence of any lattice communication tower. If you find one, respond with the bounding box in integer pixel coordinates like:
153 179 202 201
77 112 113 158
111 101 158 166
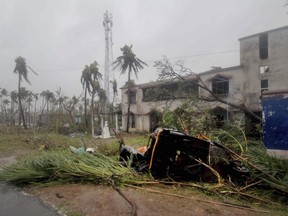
103 11 114 103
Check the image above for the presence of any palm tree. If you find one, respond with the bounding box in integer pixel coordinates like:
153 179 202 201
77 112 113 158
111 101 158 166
110 79 118 106
33 93 39 126
13 56 37 129
26 91 34 127
113 45 147 132
10 90 18 126
0 88 8 124
88 62 102 135
18 87 30 125
2 99 10 124
81 65 92 128
40 90 55 127
81 62 103 130
1 88 8 98
90 61 103 81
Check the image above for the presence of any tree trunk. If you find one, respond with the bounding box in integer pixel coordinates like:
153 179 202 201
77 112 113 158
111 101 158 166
0 98 3 124
18 74 27 129
84 88 88 128
4 105 9 125
28 103 31 127
33 100 37 126
126 70 131 133
10 100 14 126
55 102 60 133
91 93 95 137
46 100 49 128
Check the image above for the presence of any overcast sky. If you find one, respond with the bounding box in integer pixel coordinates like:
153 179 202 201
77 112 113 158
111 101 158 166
0 0 287 100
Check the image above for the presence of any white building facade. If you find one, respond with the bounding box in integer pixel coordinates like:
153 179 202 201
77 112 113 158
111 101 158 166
121 26 288 133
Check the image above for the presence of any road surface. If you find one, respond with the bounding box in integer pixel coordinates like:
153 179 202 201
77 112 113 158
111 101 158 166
0 182 60 216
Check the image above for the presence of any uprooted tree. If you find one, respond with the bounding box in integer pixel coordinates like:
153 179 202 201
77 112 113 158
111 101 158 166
153 57 262 123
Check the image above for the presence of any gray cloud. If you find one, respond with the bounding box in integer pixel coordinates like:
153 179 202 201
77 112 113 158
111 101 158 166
0 0 287 97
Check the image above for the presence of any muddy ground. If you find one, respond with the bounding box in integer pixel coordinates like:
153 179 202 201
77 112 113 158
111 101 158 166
26 183 268 216
0 151 272 216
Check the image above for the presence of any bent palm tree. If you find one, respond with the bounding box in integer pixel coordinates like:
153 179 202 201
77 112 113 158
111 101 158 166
89 61 103 136
81 62 103 131
113 45 147 132
13 56 37 129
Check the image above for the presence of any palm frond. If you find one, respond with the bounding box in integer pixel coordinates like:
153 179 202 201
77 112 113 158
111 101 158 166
114 45 147 79
14 56 31 84
0 150 150 186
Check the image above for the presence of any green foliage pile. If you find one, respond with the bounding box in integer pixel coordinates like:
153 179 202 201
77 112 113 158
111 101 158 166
0 150 149 186
208 126 249 154
208 127 288 197
161 99 215 135
248 146 288 195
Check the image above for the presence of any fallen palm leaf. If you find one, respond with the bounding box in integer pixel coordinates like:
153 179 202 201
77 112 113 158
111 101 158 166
0 150 150 186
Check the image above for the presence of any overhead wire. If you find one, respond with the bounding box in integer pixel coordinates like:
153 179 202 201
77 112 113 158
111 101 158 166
22 49 239 73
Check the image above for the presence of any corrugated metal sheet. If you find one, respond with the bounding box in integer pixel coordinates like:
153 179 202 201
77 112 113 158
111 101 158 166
262 91 288 150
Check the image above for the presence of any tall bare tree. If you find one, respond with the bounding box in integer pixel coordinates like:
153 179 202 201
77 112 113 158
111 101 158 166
154 57 262 122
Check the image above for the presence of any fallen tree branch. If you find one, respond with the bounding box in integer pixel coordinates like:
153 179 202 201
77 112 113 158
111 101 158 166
239 180 262 191
109 178 137 216
125 184 269 214
216 143 288 194
220 190 279 206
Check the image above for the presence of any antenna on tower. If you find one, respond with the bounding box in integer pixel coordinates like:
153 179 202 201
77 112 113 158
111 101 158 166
103 11 114 104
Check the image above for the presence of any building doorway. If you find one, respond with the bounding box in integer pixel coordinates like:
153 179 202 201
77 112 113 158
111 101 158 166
212 107 230 128
149 110 162 132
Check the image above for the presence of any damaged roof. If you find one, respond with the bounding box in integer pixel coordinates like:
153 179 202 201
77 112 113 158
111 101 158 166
239 25 288 41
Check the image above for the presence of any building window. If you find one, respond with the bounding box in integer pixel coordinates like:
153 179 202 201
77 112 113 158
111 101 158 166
130 113 136 128
259 66 269 74
261 79 268 92
212 76 229 95
129 91 136 104
259 33 268 60
182 80 199 96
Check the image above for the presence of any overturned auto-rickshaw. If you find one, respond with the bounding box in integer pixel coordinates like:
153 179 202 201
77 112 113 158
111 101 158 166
118 128 249 183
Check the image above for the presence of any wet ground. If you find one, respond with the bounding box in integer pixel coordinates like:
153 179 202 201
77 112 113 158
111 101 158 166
0 156 60 216
27 183 269 216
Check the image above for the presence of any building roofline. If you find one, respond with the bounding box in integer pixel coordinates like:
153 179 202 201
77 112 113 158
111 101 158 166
239 26 288 41
120 78 183 89
198 65 242 76
120 65 242 89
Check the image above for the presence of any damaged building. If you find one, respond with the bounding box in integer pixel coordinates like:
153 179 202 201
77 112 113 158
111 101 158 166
120 26 288 134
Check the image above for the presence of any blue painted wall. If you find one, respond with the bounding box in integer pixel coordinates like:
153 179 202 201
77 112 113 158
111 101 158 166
262 94 288 150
